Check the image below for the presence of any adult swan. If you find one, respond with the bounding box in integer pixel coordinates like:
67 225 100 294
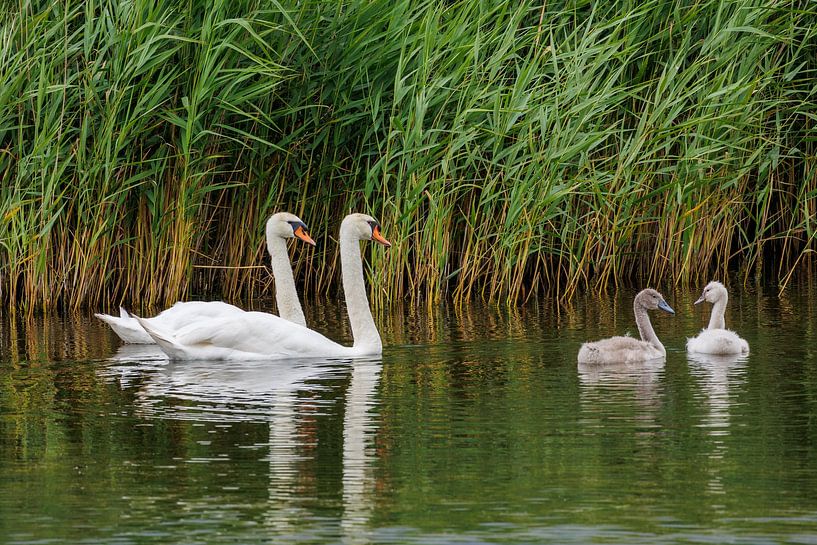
95 212 315 343
136 213 391 360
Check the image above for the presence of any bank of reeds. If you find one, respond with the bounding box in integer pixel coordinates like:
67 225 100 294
1 0 816 312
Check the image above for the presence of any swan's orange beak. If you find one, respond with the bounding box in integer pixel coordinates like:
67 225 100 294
294 225 316 246
372 225 391 248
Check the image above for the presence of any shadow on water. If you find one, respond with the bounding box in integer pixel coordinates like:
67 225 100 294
1 281 817 544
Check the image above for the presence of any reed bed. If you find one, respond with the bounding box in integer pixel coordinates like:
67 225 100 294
1 0 815 312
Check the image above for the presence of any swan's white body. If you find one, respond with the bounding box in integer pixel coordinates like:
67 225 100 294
686 281 749 355
137 213 390 361
578 289 675 365
138 311 371 361
95 212 314 343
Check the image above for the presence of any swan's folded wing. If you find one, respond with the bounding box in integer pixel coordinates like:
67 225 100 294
579 335 662 365
172 311 341 358
591 335 645 352
153 300 245 331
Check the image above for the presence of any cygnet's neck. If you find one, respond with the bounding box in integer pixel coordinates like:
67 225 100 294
267 235 307 328
634 303 665 355
340 227 381 354
707 296 727 330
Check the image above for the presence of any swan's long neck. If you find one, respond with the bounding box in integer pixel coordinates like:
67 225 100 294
635 303 665 355
340 227 381 354
267 236 307 328
707 297 727 330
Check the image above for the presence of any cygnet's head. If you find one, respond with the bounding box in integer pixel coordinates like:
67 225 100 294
266 212 315 246
694 281 727 305
635 288 675 315
340 213 391 247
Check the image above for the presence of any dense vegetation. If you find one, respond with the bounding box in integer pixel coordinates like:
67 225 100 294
1 0 815 311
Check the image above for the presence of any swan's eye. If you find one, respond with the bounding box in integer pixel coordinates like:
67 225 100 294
287 220 310 236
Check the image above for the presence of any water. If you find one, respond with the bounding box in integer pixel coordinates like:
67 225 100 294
1 283 816 544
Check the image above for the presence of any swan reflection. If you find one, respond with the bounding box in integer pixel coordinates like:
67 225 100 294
107 343 167 362
577 359 664 386
687 352 748 433
341 360 381 544
577 360 665 432
578 360 664 404
687 351 748 500
98 351 381 540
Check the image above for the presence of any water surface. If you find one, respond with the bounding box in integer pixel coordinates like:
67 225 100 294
1 283 816 544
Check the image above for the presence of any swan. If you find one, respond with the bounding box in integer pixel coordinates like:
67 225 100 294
686 281 749 355
134 213 391 360
577 288 675 365
95 212 316 343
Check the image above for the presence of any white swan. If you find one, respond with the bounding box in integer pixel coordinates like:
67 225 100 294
95 212 315 343
686 281 749 355
262 211 315 327
134 213 391 360
577 288 675 365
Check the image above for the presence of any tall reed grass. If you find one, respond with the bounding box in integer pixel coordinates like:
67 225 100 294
1 0 815 312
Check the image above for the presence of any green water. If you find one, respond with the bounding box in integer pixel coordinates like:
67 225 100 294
1 283 816 544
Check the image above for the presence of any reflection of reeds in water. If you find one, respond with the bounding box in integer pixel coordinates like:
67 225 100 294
2 1 817 312
0 313 126 463
380 297 568 347
1 312 121 364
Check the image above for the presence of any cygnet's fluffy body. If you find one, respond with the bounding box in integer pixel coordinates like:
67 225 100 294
578 289 675 365
686 281 749 355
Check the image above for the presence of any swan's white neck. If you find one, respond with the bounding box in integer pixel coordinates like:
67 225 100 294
267 236 307 328
340 226 381 354
634 303 665 356
707 297 727 330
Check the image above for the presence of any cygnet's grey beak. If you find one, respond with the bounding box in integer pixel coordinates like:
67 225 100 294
693 293 705 305
658 300 675 315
